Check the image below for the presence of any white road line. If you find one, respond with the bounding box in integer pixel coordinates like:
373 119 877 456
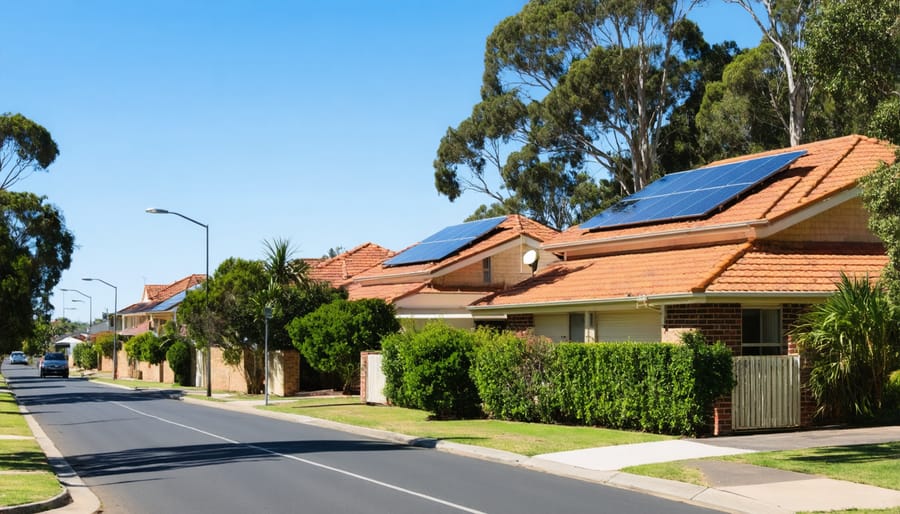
113 402 487 514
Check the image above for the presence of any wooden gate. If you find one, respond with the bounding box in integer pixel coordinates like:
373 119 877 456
732 355 801 430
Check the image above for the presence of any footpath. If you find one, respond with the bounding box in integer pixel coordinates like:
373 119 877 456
13 386 900 514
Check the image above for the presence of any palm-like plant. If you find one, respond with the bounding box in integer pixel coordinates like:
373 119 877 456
791 273 900 420
262 238 309 287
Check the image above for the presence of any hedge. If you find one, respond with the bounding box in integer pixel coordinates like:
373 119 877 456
384 325 734 434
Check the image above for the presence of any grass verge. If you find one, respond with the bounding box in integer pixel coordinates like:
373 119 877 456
0 372 64 507
263 396 673 456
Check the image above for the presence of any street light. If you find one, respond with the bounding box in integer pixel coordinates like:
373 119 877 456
264 305 272 406
82 278 117 379
146 207 211 397
61 288 92 339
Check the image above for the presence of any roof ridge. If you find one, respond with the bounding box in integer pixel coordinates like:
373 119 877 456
797 135 862 201
695 242 753 292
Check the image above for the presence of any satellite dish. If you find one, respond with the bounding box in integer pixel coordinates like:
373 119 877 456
522 250 539 274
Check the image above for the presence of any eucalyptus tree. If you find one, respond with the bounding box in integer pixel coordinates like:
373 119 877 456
435 0 707 228
727 0 816 146
0 113 59 191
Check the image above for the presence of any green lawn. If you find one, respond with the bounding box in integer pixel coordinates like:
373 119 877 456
722 442 900 491
262 396 672 456
0 374 63 507
625 442 900 493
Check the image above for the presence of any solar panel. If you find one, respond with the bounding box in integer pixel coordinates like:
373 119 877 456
581 150 807 230
384 216 507 267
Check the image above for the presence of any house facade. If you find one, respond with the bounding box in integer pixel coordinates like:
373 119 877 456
117 274 205 336
348 215 558 329
469 135 896 432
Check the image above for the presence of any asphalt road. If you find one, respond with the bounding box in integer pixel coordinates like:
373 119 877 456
4 363 722 514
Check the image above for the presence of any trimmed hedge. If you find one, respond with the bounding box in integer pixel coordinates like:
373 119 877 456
73 342 98 369
166 340 193 386
384 324 734 435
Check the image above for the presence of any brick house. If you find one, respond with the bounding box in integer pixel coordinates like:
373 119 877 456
347 215 558 329
468 135 896 432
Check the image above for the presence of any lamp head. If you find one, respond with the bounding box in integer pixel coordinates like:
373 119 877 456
146 208 169 214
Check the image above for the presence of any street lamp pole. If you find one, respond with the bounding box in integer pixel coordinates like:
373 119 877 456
61 289 92 339
264 306 272 406
82 278 117 379
146 207 211 397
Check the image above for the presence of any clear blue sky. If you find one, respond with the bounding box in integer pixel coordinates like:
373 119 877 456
2 1 759 323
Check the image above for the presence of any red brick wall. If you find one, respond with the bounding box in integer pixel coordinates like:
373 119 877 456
507 314 535 332
663 304 742 353
783 303 818 427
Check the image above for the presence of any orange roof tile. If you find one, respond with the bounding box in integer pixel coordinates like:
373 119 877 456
147 274 206 301
547 135 896 248
474 243 749 307
309 242 394 287
355 215 558 282
707 242 887 293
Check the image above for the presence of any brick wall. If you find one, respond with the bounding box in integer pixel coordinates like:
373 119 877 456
663 304 742 353
771 198 879 243
507 313 535 332
783 303 818 427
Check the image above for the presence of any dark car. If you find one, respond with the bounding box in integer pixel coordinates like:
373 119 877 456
10 351 28 365
39 352 69 378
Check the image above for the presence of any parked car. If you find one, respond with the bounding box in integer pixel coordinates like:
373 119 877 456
39 352 69 378
10 351 28 365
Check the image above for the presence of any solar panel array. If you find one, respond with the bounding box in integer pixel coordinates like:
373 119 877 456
580 150 807 231
384 216 507 267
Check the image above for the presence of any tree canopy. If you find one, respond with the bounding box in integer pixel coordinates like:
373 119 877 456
434 0 708 228
0 113 59 191
0 191 74 354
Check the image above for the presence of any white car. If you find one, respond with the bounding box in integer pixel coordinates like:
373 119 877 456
10 351 28 365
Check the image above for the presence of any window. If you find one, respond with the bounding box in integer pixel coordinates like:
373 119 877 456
742 308 784 355
482 257 492 283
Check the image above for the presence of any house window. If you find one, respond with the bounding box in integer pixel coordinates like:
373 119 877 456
569 313 585 342
482 257 492 283
742 308 784 355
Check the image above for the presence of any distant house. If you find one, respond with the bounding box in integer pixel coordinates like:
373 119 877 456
308 242 394 288
468 134 896 431
118 274 206 336
348 215 558 329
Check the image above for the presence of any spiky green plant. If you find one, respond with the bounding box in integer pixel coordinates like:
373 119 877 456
791 273 900 420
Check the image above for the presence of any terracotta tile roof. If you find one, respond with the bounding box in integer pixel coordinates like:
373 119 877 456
120 274 206 314
309 242 394 287
354 215 558 281
345 282 427 303
474 243 749 307
707 242 887 293
547 135 896 247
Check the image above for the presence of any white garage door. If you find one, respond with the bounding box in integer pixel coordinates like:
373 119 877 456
597 310 662 342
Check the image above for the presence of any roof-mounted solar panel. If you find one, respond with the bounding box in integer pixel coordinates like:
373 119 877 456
384 216 506 267
581 150 807 231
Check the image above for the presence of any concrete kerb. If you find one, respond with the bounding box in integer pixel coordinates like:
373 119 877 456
178 396 785 514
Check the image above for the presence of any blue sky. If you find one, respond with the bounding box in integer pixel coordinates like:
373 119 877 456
2 1 759 323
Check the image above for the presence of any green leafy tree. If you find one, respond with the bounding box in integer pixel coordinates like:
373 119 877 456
435 0 708 228
0 191 74 354
288 298 399 393
860 157 900 301
791 274 900 420
727 0 816 146
803 0 900 142
0 113 59 191
166 340 194 386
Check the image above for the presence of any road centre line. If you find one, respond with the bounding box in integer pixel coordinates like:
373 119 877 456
112 402 487 514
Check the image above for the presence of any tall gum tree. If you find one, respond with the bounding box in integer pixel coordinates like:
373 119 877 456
0 113 59 191
435 0 705 228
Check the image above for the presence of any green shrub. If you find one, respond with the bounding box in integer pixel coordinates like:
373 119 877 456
166 340 193 386
552 334 733 434
93 333 117 358
381 331 415 408
384 323 481 418
471 329 557 422
885 370 900 409
73 342 98 369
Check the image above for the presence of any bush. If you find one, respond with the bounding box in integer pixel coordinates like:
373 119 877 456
93 333 117 358
383 323 481 419
73 342 98 370
885 370 900 410
471 330 557 422
166 340 193 386
381 331 415 408
552 335 733 434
